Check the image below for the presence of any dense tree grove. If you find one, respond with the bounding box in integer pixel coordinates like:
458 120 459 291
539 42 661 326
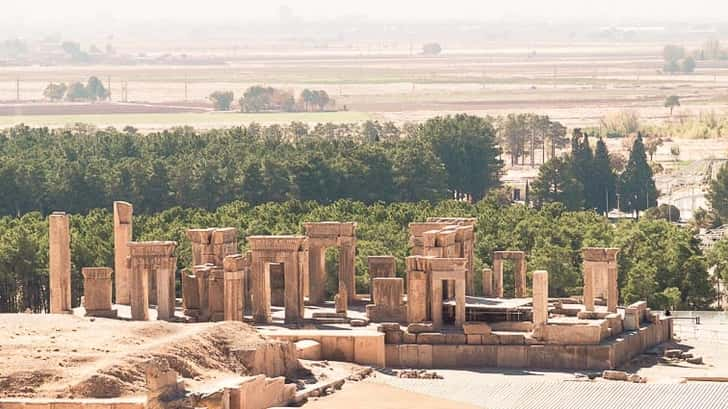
0 198 714 313
0 116 720 314
532 130 655 216
0 115 501 216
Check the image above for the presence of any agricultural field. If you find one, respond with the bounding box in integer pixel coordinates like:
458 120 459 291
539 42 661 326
2 41 728 130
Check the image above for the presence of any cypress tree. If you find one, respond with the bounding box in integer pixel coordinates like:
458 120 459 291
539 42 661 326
592 137 617 214
619 133 658 216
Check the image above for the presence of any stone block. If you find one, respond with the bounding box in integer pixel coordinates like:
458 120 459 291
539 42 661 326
496 345 527 368
385 344 401 367
455 345 497 367
402 331 417 344
354 334 385 367
432 345 458 368
417 344 433 368
495 332 526 345
444 333 466 345
417 332 445 344
407 322 434 333
385 330 403 344
399 344 419 367
463 322 491 336
295 340 321 361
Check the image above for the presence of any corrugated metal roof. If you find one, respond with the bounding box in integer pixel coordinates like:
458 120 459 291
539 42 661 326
380 378 728 409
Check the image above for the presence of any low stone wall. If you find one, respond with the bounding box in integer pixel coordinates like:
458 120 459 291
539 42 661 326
383 317 672 370
263 330 386 367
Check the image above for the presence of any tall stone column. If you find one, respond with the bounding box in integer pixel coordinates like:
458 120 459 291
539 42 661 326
129 255 150 321
454 278 466 328
208 267 225 321
284 253 304 324
339 237 356 302
431 278 444 330
532 270 549 326
493 257 504 298
482 268 494 297
607 261 618 313
253 261 272 323
113 202 133 305
223 254 246 321
514 255 527 298
49 212 71 313
464 237 475 295
156 256 177 321
181 269 200 317
82 267 116 318
195 265 212 320
307 246 326 305
406 257 427 323
583 261 595 311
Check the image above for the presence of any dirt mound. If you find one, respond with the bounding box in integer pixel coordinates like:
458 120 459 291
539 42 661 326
0 315 298 399
66 321 298 398
0 370 60 398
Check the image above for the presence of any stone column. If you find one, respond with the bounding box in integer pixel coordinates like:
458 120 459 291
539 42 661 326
195 265 212 321
113 202 133 305
583 261 595 311
431 278 444 330
82 267 116 317
464 237 475 295
129 256 149 321
181 269 200 317
307 245 326 305
223 254 246 322
208 267 225 321
284 252 304 324
482 268 494 297
406 257 427 323
49 212 71 314
532 270 549 326
607 261 618 313
339 236 356 302
335 282 348 315
156 256 176 321
454 278 466 328
515 255 527 298
253 261 272 323
493 257 504 298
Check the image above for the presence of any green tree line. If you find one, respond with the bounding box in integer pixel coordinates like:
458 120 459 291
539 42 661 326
0 114 501 216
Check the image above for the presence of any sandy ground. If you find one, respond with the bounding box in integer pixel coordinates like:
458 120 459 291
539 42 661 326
0 313 292 399
303 379 480 409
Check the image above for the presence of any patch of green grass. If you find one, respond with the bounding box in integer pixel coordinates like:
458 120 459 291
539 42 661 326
0 111 373 130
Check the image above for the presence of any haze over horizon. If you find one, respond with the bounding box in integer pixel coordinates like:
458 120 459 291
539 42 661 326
5 0 728 27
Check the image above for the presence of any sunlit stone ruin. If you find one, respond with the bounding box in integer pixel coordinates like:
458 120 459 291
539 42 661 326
30 202 673 409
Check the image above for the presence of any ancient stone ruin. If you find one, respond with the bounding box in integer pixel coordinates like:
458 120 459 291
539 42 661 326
304 222 356 304
41 203 674 409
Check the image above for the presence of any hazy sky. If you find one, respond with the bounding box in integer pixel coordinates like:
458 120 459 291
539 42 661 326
7 0 728 24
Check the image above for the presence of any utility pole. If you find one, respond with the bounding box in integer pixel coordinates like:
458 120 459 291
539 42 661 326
16 78 20 102
184 73 188 102
107 76 112 101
